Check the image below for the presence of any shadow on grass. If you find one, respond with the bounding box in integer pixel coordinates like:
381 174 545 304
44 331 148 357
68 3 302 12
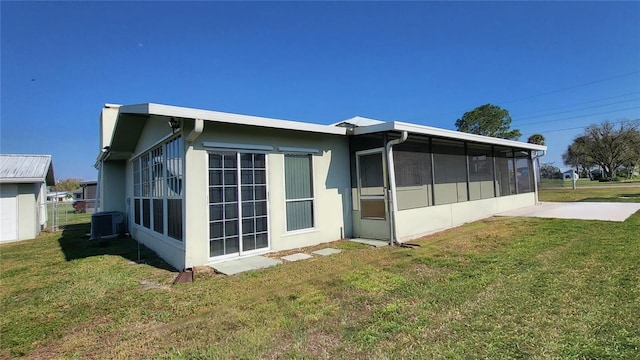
58 223 176 272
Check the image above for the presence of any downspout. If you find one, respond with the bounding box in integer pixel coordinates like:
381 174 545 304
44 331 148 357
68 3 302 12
385 131 408 246
532 150 546 205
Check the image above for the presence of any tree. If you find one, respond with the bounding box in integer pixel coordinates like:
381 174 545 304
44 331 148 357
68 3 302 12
527 133 545 145
52 178 82 192
564 120 640 179
539 162 561 179
562 136 593 177
455 104 521 140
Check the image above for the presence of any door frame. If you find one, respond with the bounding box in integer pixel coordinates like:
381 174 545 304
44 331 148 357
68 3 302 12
207 150 271 261
355 148 390 240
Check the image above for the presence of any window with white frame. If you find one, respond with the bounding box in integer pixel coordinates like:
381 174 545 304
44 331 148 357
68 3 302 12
284 154 314 231
132 136 183 241
166 137 184 240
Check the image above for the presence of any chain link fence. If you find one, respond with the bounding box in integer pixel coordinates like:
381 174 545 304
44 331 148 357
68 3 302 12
46 200 92 231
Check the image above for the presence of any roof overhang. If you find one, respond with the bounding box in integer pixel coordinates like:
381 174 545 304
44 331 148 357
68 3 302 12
118 103 347 136
354 121 547 151
0 178 46 184
101 103 348 163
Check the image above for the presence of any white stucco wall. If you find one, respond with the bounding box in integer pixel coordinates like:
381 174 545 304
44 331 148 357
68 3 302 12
100 162 127 214
184 121 352 267
394 192 536 241
115 117 352 269
100 106 119 149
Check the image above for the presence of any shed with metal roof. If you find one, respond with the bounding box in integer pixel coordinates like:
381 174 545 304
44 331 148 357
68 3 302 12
0 154 55 242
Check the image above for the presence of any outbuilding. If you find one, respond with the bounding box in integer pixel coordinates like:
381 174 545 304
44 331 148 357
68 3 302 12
0 154 55 242
95 103 546 270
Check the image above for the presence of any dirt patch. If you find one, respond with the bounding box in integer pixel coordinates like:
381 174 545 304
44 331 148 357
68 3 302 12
409 263 452 281
139 280 171 291
304 329 344 358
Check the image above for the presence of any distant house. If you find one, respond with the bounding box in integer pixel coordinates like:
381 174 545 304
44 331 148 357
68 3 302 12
562 170 577 180
74 180 98 213
95 103 546 270
46 191 72 202
0 154 55 242
72 188 83 200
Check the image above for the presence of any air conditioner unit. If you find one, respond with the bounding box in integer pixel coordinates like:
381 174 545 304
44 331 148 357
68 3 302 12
90 211 125 240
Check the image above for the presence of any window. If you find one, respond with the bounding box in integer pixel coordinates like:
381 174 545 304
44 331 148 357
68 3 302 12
393 139 432 210
284 154 314 231
468 144 495 200
141 153 151 228
494 147 516 196
166 137 183 240
151 147 164 233
133 159 141 225
433 140 467 205
515 151 533 194
357 151 386 220
131 136 183 241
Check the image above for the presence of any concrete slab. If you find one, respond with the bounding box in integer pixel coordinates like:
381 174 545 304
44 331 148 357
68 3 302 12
497 202 640 222
312 248 342 256
281 253 313 262
350 238 389 247
212 256 283 275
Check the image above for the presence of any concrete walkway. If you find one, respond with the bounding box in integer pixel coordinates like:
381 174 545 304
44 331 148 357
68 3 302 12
212 256 283 275
211 247 344 275
212 239 398 276
497 202 640 222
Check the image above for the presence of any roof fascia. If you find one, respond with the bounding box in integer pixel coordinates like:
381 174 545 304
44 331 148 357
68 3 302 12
0 178 45 184
118 103 347 136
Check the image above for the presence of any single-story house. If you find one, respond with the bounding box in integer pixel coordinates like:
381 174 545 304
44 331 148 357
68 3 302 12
77 180 98 213
95 103 546 270
47 191 72 202
0 154 55 242
72 188 83 200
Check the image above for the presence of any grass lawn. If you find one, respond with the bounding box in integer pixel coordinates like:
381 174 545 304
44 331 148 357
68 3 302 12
46 203 92 228
539 179 640 189
2 188 639 359
539 185 640 203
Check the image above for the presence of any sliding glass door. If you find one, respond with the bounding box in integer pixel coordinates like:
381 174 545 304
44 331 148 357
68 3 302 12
208 152 268 258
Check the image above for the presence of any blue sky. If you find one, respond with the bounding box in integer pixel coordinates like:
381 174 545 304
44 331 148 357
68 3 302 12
1 1 639 181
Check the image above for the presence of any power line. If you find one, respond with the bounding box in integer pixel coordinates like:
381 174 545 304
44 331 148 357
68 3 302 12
516 106 640 128
429 70 640 119
498 70 640 105
522 119 640 137
513 91 640 117
514 98 640 124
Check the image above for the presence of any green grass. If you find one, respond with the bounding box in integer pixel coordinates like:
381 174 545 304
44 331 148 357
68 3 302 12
539 186 640 203
46 203 92 228
539 179 640 189
2 189 640 359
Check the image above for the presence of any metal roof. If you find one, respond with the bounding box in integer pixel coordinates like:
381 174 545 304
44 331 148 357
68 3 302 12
331 116 386 127
0 154 55 185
